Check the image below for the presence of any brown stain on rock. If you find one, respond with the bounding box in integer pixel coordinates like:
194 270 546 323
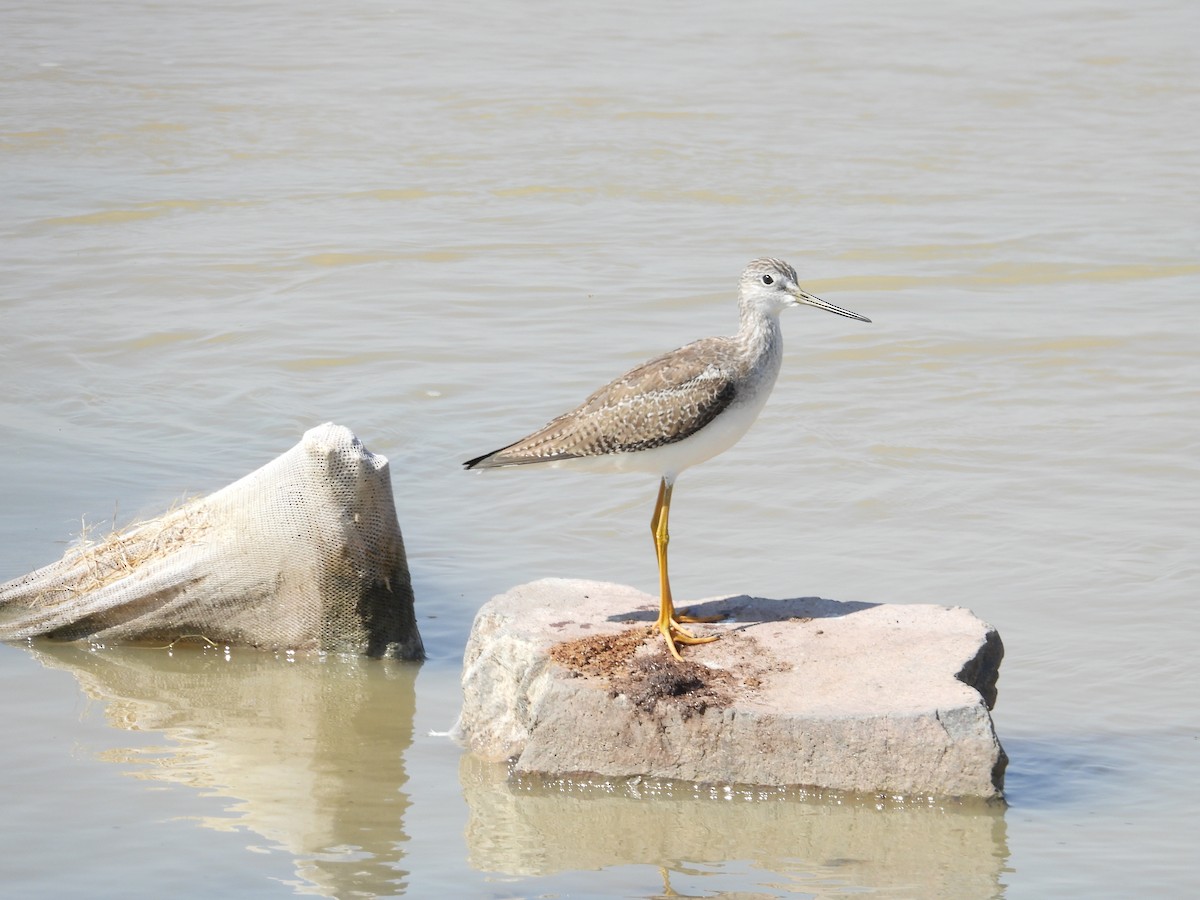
549 626 740 719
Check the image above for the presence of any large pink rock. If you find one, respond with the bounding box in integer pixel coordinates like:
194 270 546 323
454 578 1005 800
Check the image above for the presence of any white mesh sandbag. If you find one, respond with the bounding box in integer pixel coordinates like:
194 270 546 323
0 423 423 659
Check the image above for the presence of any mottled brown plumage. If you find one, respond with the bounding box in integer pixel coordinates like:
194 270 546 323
464 339 743 467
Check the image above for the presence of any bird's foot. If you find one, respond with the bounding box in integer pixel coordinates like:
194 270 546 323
656 617 719 661
675 608 725 624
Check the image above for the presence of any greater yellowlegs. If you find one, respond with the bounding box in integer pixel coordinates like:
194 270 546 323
465 257 871 659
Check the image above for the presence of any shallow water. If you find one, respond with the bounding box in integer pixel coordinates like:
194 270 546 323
3 0 1198 896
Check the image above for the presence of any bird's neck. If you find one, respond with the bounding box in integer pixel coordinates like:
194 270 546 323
736 303 784 365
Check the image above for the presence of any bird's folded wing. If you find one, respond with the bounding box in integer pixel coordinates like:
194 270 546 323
492 340 740 462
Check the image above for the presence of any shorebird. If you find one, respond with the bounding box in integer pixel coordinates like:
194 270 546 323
464 257 871 659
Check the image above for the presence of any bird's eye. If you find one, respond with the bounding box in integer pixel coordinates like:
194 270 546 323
761 274 774 285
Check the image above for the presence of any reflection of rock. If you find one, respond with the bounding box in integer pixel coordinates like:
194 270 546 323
461 754 1008 896
457 579 1006 798
30 641 418 899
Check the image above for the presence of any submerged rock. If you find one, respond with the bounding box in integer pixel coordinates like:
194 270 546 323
454 578 1005 800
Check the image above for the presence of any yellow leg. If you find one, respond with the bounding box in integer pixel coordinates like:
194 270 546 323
651 476 718 660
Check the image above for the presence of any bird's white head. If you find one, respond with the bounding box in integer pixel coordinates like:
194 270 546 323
739 257 871 323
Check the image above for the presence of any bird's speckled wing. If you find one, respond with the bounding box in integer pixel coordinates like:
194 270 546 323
465 336 741 468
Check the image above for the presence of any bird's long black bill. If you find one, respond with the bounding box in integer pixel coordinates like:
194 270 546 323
797 290 872 323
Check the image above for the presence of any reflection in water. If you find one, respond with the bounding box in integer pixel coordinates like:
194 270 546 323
29 641 418 899
462 755 1009 898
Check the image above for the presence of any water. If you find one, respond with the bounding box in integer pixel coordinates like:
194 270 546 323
2 0 1197 896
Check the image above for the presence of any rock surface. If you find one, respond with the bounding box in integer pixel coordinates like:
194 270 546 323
455 578 1006 800
0 424 422 659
